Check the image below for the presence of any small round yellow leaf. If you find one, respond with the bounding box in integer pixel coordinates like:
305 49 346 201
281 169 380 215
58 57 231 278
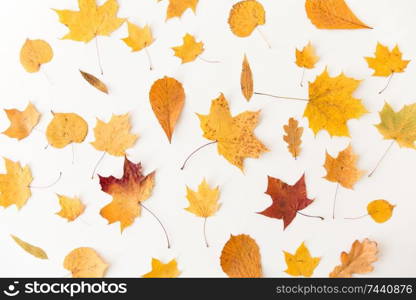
20 39 53 73
228 0 265 38
367 199 395 223
46 113 88 148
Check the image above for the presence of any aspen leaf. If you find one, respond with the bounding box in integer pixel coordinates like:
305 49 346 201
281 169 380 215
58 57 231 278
283 117 303 159
228 0 265 38
79 70 108 94
172 33 204 64
142 258 180 278
284 242 320 277
64 247 108 278
330 239 378 278
220 234 262 278
365 43 410 77
161 0 199 20
11 235 48 260
375 103 416 149
296 42 319 69
367 200 395 223
122 21 154 52
46 112 88 148
185 179 220 218
91 114 137 156
305 0 371 29
20 39 53 73
258 174 313 229
324 144 364 189
241 54 253 101
149 76 185 143
56 194 85 222
54 0 124 42
0 158 33 209
197 93 268 170
99 157 155 231
3 103 40 140
305 69 367 136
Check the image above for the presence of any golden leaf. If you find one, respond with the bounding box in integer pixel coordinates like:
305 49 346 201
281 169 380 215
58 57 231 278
324 144 364 189
163 0 199 20
220 234 262 278
365 43 410 76
142 258 180 278
3 103 40 140
185 179 220 218
149 76 185 143
330 239 378 278
305 69 367 137
56 194 85 222
283 117 303 159
296 42 319 69
197 94 268 170
228 0 265 37
172 33 204 64
241 54 253 101
20 39 53 73
11 235 48 260
91 114 137 156
46 112 88 148
79 70 108 94
305 0 371 29
284 242 320 277
367 200 395 223
122 21 154 52
64 247 108 278
0 158 32 209
54 0 125 42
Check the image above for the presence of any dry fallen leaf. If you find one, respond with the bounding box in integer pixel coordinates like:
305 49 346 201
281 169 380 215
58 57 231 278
365 43 410 77
3 103 40 140
160 0 199 20
149 76 185 143
11 235 48 260
228 0 265 37
284 242 320 277
46 112 88 148
172 33 204 64
258 174 313 229
197 93 268 170
296 42 319 69
20 39 53 73
330 239 378 278
91 114 137 156
0 158 32 209
367 200 395 223
305 0 371 29
122 21 154 52
283 117 303 159
99 157 155 231
142 258 180 278
220 234 262 278
54 0 125 42
56 194 85 222
64 247 108 278
80 70 108 94
241 54 253 101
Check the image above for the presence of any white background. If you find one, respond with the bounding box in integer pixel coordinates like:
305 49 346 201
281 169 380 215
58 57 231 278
0 0 415 277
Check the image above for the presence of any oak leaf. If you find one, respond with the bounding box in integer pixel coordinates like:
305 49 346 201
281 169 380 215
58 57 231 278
46 112 88 148
258 174 313 229
367 200 395 223
80 70 108 94
11 235 48 260
91 114 137 156
330 239 378 278
99 157 155 231
220 234 262 278
64 247 108 278
56 194 85 222
283 117 303 159
149 77 185 143
284 242 320 277
3 103 40 140
305 69 367 136
228 0 265 37
241 54 253 101
305 0 371 29
142 258 180 278
54 0 124 42
172 34 204 64
365 43 410 77
0 158 32 209
197 93 267 170
20 39 53 73
122 21 154 52
160 0 199 20
296 42 319 69
185 179 220 218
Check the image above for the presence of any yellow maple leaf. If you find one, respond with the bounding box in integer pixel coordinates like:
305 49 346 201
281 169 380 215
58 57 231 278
122 21 154 52
20 39 53 73
185 179 220 218
91 114 138 156
160 0 199 20
197 94 267 170
375 102 416 149
305 69 367 136
142 258 180 278
0 158 32 209
54 0 125 42
46 112 88 148
64 247 108 278
365 43 410 77
367 199 395 223
56 194 85 222
296 42 319 69
3 103 40 140
172 34 204 64
284 242 320 277
228 0 265 37
11 235 48 260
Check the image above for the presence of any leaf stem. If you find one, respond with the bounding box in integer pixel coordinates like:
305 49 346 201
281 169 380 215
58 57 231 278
29 171 62 189
256 27 271 49
297 211 324 220
344 213 369 220
145 47 154 71
140 203 171 249
300 67 305 87
71 144 75 165
368 141 395 177
95 37 104 75
254 92 309 101
180 141 218 170
91 152 106 179
378 72 394 94
199 56 221 64
203 217 209 247
332 183 339 219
